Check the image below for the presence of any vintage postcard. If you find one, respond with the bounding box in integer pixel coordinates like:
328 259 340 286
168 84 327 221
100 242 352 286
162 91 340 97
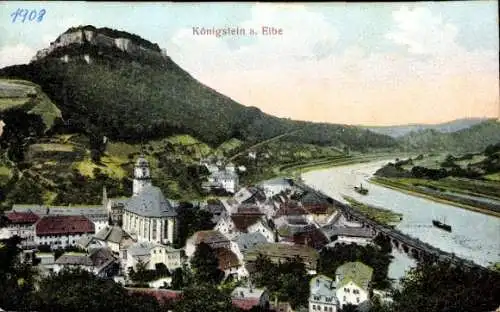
0 2 499 312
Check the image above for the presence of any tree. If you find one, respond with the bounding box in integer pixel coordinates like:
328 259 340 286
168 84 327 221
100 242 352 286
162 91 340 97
173 284 237 312
391 260 500 312
0 236 38 311
174 206 214 248
190 242 223 285
170 267 185 290
34 268 163 312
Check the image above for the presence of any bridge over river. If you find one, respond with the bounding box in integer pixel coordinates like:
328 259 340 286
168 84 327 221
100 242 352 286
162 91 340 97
293 180 494 273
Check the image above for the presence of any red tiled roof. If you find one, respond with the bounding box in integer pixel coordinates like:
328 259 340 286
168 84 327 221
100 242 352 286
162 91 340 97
127 288 183 303
194 230 229 245
275 202 307 217
214 247 240 270
6 211 40 224
236 204 263 215
232 298 260 310
231 214 262 232
35 215 94 236
293 228 329 250
302 203 331 214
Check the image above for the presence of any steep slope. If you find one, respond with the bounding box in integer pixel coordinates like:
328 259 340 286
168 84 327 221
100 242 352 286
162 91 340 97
0 79 61 131
0 25 398 151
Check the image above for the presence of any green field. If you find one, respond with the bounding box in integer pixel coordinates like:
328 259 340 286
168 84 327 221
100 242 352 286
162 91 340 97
343 195 402 225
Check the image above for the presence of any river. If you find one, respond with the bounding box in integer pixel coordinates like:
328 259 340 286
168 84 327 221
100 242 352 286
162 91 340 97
301 160 500 282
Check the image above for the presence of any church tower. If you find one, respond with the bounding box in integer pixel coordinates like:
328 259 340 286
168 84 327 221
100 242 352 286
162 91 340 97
133 155 152 196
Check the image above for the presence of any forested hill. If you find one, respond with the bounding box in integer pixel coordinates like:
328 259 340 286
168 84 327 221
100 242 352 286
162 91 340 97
398 120 500 153
0 25 397 151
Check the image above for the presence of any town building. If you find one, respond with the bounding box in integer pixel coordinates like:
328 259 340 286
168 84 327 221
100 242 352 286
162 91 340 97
309 274 339 312
121 241 183 272
258 177 294 198
78 225 136 254
244 242 319 274
323 226 374 247
215 213 274 242
203 169 239 194
184 230 231 258
3 211 40 246
231 286 270 311
116 156 178 245
34 215 95 249
8 205 109 234
335 262 373 310
53 248 118 278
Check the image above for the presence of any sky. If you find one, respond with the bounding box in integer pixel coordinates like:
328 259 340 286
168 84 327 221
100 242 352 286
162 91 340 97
0 1 499 126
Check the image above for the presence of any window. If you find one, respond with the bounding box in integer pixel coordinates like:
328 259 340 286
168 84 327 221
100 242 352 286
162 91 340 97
356 297 360 303
343 296 346 302
353 289 359 294
312 305 316 310
329 308 333 312
324 306 327 311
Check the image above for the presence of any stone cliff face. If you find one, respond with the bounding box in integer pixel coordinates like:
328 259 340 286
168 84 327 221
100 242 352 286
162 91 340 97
32 28 168 64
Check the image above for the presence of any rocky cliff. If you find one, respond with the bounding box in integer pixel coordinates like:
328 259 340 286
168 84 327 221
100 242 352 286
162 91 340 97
32 25 168 65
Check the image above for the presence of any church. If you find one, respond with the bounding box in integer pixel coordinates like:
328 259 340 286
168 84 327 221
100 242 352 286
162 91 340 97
103 155 178 245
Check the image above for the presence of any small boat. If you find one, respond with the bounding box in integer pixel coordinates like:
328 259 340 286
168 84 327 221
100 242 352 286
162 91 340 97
432 218 452 232
354 183 368 195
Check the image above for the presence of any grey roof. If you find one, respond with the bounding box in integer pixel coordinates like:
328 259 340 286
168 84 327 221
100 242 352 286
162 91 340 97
124 185 177 217
76 234 94 248
231 287 266 299
55 253 93 266
236 232 267 253
89 248 116 269
309 275 338 303
259 177 293 187
322 226 374 239
212 170 238 179
10 205 108 221
95 226 132 244
127 242 154 257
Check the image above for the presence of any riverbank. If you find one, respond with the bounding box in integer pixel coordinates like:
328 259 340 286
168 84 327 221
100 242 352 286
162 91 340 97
280 153 411 176
342 195 403 226
370 177 500 218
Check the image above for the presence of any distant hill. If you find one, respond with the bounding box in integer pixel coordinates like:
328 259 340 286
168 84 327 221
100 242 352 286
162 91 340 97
0 25 397 152
365 118 490 138
397 120 500 153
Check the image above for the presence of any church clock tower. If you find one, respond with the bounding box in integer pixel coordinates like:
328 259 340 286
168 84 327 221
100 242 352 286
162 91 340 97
133 155 152 196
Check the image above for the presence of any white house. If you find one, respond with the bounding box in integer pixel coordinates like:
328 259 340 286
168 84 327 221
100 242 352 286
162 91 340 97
335 262 373 309
323 226 374 247
53 248 118 278
34 215 95 249
309 275 339 312
121 241 183 272
215 214 271 241
3 211 39 246
258 177 294 198
204 170 239 194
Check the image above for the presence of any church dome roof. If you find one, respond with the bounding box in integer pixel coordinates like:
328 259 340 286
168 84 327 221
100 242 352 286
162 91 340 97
125 185 177 218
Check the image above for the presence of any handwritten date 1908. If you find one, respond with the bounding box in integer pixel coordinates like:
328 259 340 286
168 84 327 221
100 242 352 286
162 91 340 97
11 8 46 23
